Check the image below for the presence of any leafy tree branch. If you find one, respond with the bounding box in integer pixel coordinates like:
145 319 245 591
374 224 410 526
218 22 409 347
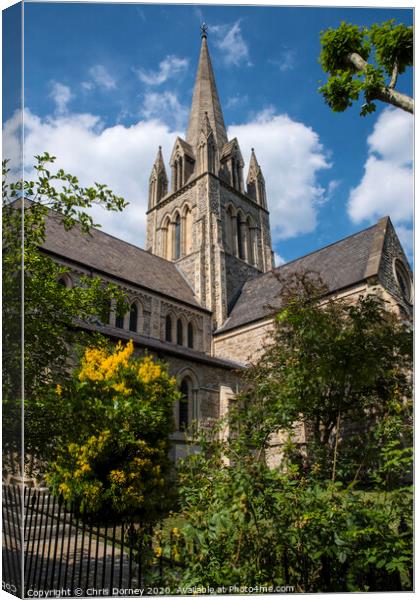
2 154 129 470
319 20 413 116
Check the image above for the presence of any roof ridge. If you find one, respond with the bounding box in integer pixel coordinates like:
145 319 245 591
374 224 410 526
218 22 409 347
47 206 180 268
274 221 381 273
232 219 385 296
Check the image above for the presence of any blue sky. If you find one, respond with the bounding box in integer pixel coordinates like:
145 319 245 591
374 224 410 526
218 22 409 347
3 1 414 264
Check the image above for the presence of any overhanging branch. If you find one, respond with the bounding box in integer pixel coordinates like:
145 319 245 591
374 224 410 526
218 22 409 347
345 52 413 114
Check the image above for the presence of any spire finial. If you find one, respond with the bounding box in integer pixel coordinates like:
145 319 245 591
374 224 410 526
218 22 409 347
200 22 208 38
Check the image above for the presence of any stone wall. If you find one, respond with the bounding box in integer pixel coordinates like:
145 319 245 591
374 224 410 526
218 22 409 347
220 184 272 273
175 252 198 293
145 169 275 330
213 318 275 364
55 256 212 354
377 219 413 317
224 253 261 311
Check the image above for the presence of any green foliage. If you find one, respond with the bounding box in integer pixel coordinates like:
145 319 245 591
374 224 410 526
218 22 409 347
167 273 413 592
45 340 179 522
320 22 370 74
370 21 413 76
2 155 128 463
319 20 413 115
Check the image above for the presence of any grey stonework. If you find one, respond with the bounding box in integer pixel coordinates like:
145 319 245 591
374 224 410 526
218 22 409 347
224 253 261 311
146 33 273 330
377 218 413 317
37 30 412 464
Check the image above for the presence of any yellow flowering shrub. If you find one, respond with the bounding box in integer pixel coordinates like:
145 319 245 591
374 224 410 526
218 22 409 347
78 340 134 382
46 340 180 520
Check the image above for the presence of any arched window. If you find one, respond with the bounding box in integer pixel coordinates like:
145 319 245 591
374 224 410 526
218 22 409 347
162 216 171 259
183 206 193 255
165 315 172 342
225 208 231 252
179 378 190 430
115 312 124 329
178 156 183 187
129 303 138 333
246 217 254 265
174 214 181 260
208 142 215 173
187 322 194 349
237 214 244 260
226 206 236 255
58 274 72 288
104 299 112 325
394 259 412 303
177 318 183 345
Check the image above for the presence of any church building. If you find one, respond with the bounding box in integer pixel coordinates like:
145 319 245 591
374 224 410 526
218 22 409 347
41 29 413 461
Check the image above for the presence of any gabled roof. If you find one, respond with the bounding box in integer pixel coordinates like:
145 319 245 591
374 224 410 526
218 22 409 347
220 138 242 160
186 32 228 152
216 217 390 334
170 137 195 162
41 209 205 310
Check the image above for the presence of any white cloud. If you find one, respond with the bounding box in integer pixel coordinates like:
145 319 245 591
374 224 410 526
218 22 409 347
365 107 413 166
49 82 72 114
347 107 413 256
3 108 181 247
90 65 116 90
4 106 330 248
274 252 286 267
229 111 331 239
269 50 296 72
226 94 248 109
209 21 251 67
136 55 188 86
140 91 188 131
82 65 116 91
2 109 22 169
395 224 413 257
81 81 94 92
325 179 340 203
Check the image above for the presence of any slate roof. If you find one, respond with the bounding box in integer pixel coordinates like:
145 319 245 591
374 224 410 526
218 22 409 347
216 218 388 334
176 138 195 158
80 321 245 370
220 139 242 160
41 209 205 310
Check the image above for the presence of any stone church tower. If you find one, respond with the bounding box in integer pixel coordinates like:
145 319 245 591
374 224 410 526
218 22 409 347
146 27 274 328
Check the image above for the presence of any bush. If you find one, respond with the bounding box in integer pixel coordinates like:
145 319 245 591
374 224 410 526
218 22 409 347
46 340 179 522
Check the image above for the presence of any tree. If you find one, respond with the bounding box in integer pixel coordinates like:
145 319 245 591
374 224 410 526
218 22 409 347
2 154 128 469
319 20 413 116
45 340 179 522
168 273 413 592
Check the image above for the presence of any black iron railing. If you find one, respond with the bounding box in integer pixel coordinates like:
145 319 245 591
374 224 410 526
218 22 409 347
2 484 181 598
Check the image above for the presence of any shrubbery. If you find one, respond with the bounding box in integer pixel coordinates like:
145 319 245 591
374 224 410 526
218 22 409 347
46 340 179 522
167 274 413 592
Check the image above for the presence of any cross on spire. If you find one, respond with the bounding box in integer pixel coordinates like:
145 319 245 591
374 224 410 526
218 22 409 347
200 22 208 38
186 25 228 151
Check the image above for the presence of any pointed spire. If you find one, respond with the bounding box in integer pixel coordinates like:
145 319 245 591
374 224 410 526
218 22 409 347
149 146 168 208
186 29 228 152
247 148 266 206
200 111 213 138
247 148 263 183
152 145 167 176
